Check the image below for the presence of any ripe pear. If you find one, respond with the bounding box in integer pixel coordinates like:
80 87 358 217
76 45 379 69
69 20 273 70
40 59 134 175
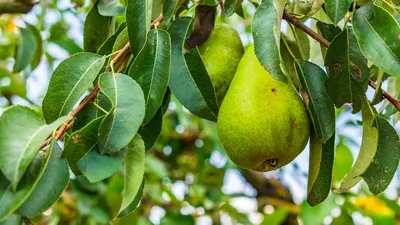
199 24 244 106
217 45 310 172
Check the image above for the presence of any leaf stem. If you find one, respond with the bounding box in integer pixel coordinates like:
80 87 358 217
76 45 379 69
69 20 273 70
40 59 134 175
106 49 122 59
282 10 400 113
93 101 109 114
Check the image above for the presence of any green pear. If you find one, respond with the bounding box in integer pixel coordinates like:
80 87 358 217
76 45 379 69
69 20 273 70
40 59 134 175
199 24 244 106
217 45 310 172
294 0 324 17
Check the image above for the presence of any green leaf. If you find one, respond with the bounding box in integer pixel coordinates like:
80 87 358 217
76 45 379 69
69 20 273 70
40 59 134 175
13 26 37 72
98 0 125 16
353 3 400 77
139 107 162 151
225 0 244 17
26 23 43 70
0 67 26 98
129 29 171 125
84 3 113 53
118 178 145 217
295 60 335 143
324 28 370 113
118 135 145 215
300 196 336 225
324 0 352 24
18 142 69 218
380 77 400 118
371 69 385 105
151 0 163 20
160 213 195 225
336 100 379 193
0 106 71 190
167 17 218 121
108 28 131 70
97 73 145 154
252 0 287 82
72 103 99 132
126 0 150 55
98 22 127 55
332 141 353 183
78 147 126 183
286 25 310 60
219 203 251 224
112 28 129 53
62 116 104 175
0 139 55 220
51 39 83 55
161 88 171 115
162 0 181 24
0 214 21 225
316 22 341 42
42 53 105 123
316 21 341 57
362 117 400 195
280 38 300 88
261 209 289 225
307 133 335 206
235 5 245 18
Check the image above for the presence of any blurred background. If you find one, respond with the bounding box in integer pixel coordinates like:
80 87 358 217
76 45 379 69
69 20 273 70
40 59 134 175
0 0 400 224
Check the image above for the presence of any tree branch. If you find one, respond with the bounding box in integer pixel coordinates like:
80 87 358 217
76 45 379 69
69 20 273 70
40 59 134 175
368 80 400 111
0 0 36 14
282 11 400 112
40 14 164 149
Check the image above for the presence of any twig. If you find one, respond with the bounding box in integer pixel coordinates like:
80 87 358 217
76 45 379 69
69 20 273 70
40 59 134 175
369 80 400 111
282 11 400 112
150 14 164 28
39 14 165 149
283 11 330 48
39 56 129 149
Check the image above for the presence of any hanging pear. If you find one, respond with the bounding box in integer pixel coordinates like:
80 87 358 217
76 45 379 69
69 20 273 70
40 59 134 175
199 24 244 106
217 45 310 172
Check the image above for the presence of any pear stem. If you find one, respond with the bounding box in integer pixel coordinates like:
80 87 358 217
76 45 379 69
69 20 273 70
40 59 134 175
282 11 400 112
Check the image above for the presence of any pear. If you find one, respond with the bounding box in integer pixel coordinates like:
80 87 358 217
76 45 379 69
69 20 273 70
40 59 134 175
199 24 244 106
294 0 324 17
217 45 310 172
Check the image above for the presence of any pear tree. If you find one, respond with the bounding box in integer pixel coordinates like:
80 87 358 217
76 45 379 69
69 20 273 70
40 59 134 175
0 0 400 223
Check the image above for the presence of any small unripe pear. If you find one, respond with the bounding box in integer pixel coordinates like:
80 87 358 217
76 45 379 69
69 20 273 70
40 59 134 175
199 24 244 106
294 0 324 17
217 45 310 172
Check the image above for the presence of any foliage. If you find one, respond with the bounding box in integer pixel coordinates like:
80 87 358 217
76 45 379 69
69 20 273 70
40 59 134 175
0 0 399 224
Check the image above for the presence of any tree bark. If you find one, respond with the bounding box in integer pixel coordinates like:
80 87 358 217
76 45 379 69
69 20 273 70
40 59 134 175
0 0 35 14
